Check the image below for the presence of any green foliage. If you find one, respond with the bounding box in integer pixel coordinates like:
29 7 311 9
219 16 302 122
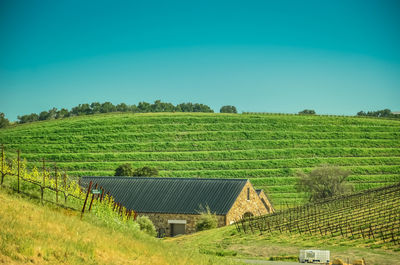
220 105 237 113
196 205 218 231
357 108 399 118
16 100 215 124
133 166 158 177
0 113 10 128
136 215 157 236
114 163 134 176
298 109 316 115
296 164 353 201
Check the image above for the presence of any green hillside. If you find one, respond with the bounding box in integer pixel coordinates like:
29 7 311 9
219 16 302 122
1 112 399 207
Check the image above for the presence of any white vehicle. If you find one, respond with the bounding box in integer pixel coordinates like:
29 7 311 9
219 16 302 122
299 250 330 264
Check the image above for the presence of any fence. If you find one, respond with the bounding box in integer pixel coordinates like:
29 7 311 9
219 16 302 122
234 182 400 245
0 144 135 221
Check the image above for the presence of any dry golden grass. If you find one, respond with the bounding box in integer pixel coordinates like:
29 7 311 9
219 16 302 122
0 188 235 265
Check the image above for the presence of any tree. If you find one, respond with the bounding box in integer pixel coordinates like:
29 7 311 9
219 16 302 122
100 102 116 113
296 164 352 201
114 163 134 176
116 103 129 112
17 113 39 124
0 113 10 128
56 108 69 119
220 105 237 113
133 166 158 177
90 102 102 114
196 205 218 231
298 109 316 115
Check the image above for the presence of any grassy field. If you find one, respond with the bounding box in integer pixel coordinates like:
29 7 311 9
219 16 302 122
169 225 400 265
0 185 236 265
1 112 399 208
169 183 400 265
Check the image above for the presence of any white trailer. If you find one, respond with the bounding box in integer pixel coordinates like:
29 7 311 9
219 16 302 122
299 250 330 264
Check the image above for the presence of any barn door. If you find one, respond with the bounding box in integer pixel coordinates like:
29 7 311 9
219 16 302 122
170 223 185 236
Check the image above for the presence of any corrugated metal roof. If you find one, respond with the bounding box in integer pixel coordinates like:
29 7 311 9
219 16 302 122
81 177 248 215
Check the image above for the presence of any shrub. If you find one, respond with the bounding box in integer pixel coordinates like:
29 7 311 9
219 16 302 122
196 205 218 231
220 105 237 113
298 109 316 115
114 163 134 176
133 166 158 177
136 216 157 236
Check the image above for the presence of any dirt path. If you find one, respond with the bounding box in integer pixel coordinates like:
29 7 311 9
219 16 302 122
237 259 302 265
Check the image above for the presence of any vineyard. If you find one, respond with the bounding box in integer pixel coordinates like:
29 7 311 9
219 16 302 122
0 112 399 208
0 147 135 227
236 183 400 245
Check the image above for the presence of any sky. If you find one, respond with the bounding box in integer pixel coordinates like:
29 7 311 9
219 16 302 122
1 0 399 121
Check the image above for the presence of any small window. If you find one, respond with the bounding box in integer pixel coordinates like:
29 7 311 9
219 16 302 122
247 187 250 200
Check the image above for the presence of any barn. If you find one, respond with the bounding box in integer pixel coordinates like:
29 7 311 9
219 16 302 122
81 176 274 236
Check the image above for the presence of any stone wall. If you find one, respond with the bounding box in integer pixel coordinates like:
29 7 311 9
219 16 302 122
257 189 275 213
225 181 273 224
136 212 225 236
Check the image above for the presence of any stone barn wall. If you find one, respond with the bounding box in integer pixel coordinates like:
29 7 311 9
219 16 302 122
225 181 272 225
136 212 225 236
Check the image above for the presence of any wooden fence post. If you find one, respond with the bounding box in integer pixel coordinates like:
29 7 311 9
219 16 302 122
55 164 58 203
81 181 93 219
100 187 105 202
17 150 20 193
1 144 4 185
63 172 67 203
41 158 46 204
88 183 98 212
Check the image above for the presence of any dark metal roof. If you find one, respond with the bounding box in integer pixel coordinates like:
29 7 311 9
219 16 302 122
81 177 248 215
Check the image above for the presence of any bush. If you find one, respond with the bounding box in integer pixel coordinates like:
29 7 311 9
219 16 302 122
298 109 316 115
220 105 237 113
136 216 156 236
133 166 159 177
114 163 134 176
196 206 218 231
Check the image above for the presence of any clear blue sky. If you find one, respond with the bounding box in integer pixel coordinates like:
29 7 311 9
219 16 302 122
1 0 399 120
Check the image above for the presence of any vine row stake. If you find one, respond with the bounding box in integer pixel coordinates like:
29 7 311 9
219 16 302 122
81 181 93 219
41 158 45 205
17 150 20 193
1 144 4 185
63 172 67 203
55 164 58 203
88 183 98 212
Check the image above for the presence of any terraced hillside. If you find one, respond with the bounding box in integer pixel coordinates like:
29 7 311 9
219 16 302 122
1 113 399 207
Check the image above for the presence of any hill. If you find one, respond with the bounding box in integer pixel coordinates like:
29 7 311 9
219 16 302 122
0 112 399 208
170 183 400 264
0 185 234 265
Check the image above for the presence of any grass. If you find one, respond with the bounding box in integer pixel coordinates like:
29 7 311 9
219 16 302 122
0 185 238 265
169 224 400 265
1 112 399 207
170 183 400 264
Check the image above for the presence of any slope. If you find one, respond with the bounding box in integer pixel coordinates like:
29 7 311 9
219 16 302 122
0 186 234 265
1 112 399 208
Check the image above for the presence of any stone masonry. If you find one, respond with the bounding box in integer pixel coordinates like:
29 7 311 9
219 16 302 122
225 180 274 225
137 180 274 236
